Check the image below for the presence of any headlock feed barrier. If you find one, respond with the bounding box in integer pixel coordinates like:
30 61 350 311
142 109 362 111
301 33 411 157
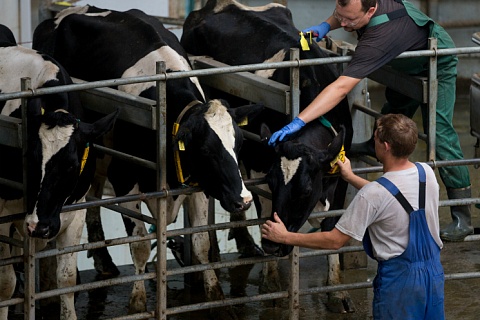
2 37 480 320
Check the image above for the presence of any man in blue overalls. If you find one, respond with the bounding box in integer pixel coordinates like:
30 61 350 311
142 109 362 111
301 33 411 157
268 0 473 241
262 114 445 319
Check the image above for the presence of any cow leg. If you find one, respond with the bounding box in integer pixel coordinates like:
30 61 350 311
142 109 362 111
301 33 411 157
326 254 355 313
86 153 119 277
121 185 150 314
0 199 23 320
0 218 15 319
55 206 86 320
39 241 60 311
0 245 14 320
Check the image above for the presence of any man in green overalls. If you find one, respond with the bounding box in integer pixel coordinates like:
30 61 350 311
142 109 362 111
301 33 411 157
268 0 473 242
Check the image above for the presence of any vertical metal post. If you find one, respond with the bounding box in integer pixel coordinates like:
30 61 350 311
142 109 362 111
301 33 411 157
21 77 35 320
428 38 438 162
183 200 192 303
288 246 300 320
288 48 301 320
289 48 301 118
155 61 168 320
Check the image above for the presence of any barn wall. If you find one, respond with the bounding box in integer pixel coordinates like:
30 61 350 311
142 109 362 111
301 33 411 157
2 0 31 46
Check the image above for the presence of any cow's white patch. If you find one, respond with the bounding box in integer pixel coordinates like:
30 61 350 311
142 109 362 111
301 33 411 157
280 156 301 185
255 49 286 79
0 46 59 115
204 100 236 160
204 100 236 161
119 46 205 100
204 100 250 199
54 6 110 28
38 114 75 184
214 0 284 13
309 200 331 228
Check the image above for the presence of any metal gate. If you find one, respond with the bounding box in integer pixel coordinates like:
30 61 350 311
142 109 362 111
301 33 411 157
2 40 480 320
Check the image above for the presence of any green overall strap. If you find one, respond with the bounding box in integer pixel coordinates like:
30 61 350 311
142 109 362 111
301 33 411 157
367 0 408 28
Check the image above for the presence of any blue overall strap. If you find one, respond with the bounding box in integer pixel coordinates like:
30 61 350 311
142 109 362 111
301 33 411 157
414 162 426 209
376 162 426 213
367 0 408 28
376 177 414 214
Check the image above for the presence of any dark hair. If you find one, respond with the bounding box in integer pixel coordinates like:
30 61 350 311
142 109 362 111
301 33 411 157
337 0 377 12
375 114 418 158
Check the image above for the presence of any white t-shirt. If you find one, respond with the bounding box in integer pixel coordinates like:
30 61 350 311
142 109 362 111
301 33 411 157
335 163 442 261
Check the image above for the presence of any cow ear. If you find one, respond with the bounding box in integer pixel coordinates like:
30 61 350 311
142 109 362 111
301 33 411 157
81 109 119 141
327 126 345 156
229 103 264 125
260 123 272 146
316 126 346 164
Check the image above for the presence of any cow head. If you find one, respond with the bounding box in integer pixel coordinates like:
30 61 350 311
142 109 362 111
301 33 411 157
173 99 264 213
260 122 346 256
24 109 118 239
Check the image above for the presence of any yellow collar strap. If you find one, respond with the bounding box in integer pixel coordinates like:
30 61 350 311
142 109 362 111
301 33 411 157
172 100 203 185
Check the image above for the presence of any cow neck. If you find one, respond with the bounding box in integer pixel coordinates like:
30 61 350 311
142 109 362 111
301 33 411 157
172 100 203 186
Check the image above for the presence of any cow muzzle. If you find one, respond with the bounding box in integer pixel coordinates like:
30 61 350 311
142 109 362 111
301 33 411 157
28 223 51 238
232 199 252 213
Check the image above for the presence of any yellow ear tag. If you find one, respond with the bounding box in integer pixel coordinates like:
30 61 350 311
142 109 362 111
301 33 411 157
299 32 310 51
54 1 73 6
238 117 248 127
178 140 185 151
79 143 90 175
329 145 345 174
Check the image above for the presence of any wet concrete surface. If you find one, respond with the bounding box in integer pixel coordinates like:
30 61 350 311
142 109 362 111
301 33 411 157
9 83 480 319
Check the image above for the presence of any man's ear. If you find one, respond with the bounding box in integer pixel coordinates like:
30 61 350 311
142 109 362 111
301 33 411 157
382 141 390 153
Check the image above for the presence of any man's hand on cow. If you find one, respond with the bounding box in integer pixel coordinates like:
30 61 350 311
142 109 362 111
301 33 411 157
302 22 331 42
268 117 306 146
261 212 288 244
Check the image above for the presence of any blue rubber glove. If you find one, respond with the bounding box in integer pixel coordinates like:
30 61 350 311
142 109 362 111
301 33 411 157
268 117 306 146
302 22 331 42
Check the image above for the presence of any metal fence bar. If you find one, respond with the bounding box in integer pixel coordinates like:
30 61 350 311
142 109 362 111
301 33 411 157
2 47 480 103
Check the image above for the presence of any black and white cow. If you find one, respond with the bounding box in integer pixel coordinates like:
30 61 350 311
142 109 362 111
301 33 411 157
33 5 263 316
0 24 118 320
181 0 354 312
